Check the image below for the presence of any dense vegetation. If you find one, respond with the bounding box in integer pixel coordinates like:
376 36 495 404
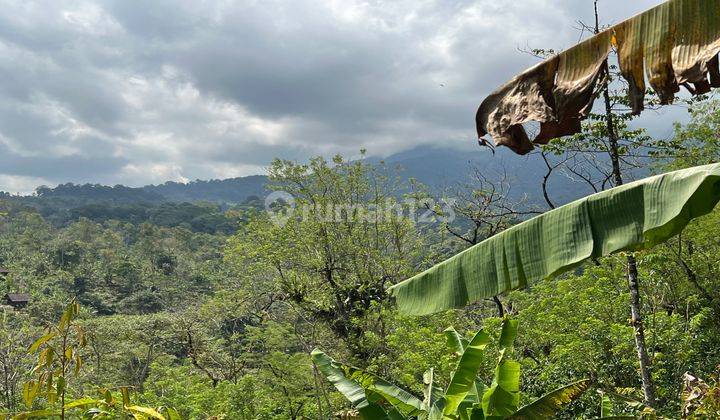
1 100 720 419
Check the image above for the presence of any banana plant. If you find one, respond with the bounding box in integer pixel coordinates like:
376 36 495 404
312 319 590 419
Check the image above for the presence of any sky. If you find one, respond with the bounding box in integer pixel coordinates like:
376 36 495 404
0 0 686 193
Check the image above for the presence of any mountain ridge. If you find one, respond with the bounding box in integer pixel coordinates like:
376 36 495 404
2 146 611 207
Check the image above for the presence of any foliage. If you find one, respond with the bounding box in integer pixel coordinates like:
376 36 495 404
313 319 590 419
3 98 720 419
13 299 180 420
391 163 720 315
660 96 720 170
226 153 426 357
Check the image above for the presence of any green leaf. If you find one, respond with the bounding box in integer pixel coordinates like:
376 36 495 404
28 331 55 354
597 390 646 419
442 329 491 415
22 381 39 408
160 407 182 420
12 408 59 419
366 391 410 420
47 391 57 406
58 299 79 330
63 397 98 409
56 376 65 396
444 327 468 356
120 386 131 407
600 393 613 417
102 388 113 404
312 349 411 418
497 319 518 351
311 349 371 408
391 164 720 315
468 405 486 419
74 353 82 376
422 368 442 409
508 379 590 419
482 359 521 417
346 367 424 416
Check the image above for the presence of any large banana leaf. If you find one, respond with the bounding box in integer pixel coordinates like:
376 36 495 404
442 330 492 415
347 367 424 416
390 163 720 315
311 349 424 418
482 359 521 417
311 350 400 418
444 327 469 356
476 0 720 154
481 319 521 417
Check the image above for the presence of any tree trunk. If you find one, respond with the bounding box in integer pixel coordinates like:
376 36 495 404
492 296 505 317
627 255 657 406
594 1 656 406
601 63 657 408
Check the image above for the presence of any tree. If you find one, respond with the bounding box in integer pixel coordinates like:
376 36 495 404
472 0 720 406
660 97 720 170
0 311 32 413
21 299 87 420
226 153 425 358
15 300 181 420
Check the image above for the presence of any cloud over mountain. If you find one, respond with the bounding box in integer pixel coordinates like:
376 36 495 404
0 0 673 193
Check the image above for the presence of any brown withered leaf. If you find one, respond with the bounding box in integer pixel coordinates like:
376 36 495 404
536 31 612 145
476 0 720 155
476 59 558 154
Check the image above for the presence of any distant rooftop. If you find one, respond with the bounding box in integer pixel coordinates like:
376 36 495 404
5 293 29 303
4 293 29 309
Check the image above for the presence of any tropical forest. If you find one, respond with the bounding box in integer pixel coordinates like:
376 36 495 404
2 0 720 419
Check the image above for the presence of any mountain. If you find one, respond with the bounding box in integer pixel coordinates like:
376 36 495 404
142 175 268 204
0 145 648 233
1 146 624 208
376 145 601 207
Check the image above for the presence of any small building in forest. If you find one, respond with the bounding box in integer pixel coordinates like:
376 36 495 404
4 293 29 309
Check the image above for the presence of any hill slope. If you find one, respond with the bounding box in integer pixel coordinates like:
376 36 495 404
2 145 631 214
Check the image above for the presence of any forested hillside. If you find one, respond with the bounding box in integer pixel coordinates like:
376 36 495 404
0 145 616 232
1 98 719 419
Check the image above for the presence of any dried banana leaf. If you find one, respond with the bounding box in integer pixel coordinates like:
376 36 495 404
390 163 720 315
476 0 720 154
536 31 612 145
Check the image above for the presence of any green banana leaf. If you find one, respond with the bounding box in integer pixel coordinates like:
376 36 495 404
442 330 492 415
423 368 443 409
347 367 424 416
311 349 395 418
390 163 720 315
600 394 613 417
311 349 424 418
507 379 590 419
497 319 518 352
444 327 469 356
482 359 521 417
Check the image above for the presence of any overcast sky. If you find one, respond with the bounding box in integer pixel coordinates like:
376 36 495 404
0 0 686 193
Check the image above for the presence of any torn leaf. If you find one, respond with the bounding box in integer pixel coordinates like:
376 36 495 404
476 0 720 155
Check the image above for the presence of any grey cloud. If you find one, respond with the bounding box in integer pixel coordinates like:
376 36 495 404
0 0 688 193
